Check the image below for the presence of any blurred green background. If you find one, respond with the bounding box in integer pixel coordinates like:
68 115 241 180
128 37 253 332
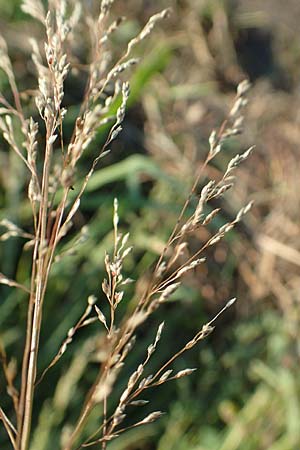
1 0 300 449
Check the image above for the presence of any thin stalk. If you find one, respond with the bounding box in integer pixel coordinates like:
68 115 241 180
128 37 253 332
0 406 17 450
63 371 105 450
17 126 53 450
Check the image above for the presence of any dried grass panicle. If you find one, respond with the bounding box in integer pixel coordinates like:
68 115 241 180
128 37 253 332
0 1 254 449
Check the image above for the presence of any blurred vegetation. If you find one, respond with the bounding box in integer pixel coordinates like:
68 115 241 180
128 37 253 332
1 0 300 449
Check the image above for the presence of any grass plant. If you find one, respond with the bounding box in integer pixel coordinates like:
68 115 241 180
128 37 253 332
0 1 253 449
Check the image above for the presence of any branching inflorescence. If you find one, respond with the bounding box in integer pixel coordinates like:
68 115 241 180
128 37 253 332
0 1 253 449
